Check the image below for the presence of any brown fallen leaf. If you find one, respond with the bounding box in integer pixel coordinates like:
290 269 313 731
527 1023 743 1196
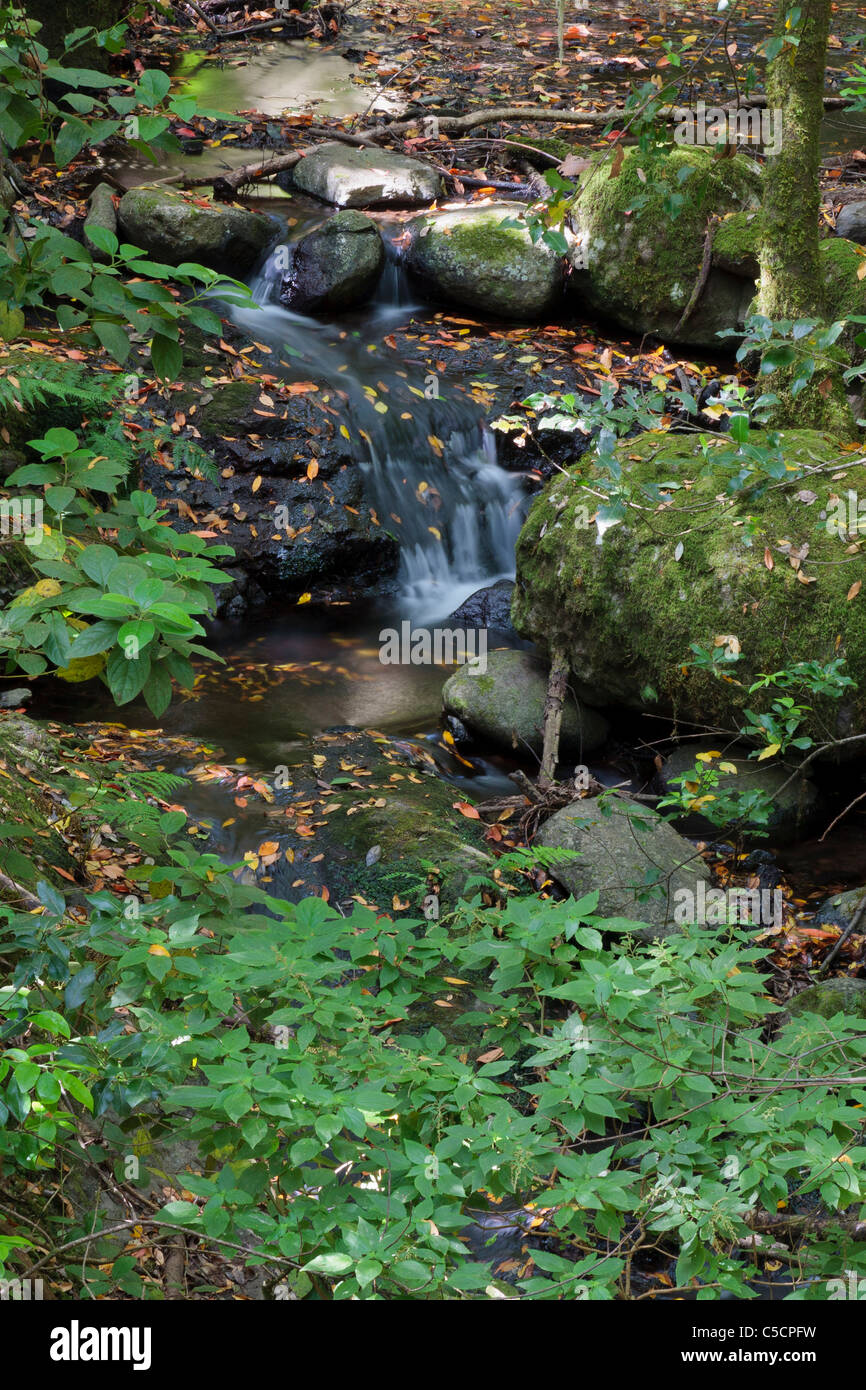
453 801 480 819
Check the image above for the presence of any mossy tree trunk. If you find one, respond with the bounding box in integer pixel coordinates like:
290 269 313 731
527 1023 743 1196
758 0 853 433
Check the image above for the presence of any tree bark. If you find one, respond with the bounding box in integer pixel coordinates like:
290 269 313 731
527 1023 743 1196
758 0 852 432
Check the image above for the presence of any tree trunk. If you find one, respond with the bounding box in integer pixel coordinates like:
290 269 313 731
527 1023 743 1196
758 0 852 432
21 1 129 68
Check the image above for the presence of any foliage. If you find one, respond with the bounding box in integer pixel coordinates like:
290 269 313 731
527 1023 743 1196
0 393 234 713
1 830 865 1300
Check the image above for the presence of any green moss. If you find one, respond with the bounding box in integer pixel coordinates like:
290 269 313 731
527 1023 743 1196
712 210 761 278
513 428 866 741
574 146 760 342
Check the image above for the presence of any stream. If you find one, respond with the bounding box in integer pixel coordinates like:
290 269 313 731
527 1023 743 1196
48 16 866 920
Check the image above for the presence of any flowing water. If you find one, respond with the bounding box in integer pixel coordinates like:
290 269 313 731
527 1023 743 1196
231 228 528 622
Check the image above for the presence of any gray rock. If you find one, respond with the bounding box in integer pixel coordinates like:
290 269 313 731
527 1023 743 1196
293 143 442 208
280 210 385 312
659 740 819 845
84 181 117 261
815 884 866 934
0 687 31 709
786 976 866 1022
836 202 866 245
117 187 274 273
407 203 566 319
442 648 609 757
447 579 516 634
536 792 712 941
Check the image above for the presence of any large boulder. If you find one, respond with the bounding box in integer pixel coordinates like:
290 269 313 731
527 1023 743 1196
536 792 711 940
571 146 760 346
117 188 274 273
280 210 385 312
406 203 565 319
512 429 866 744
141 378 399 607
835 202 866 244
442 648 609 757
659 740 820 845
786 976 866 1022
292 143 442 208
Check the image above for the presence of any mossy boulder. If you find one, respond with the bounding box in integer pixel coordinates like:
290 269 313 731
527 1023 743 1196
406 203 566 319
512 428 866 743
536 792 711 941
572 146 760 346
280 210 385 313
659 740 819 845
117 188 274 273
442 649 609 757
712 210 761 280
786 976 866 1022
292 143 442 208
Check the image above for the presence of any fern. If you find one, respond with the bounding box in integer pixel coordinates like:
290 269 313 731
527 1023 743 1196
0 359 116 419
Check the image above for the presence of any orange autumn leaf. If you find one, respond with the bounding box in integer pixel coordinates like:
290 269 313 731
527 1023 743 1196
453 801 480 819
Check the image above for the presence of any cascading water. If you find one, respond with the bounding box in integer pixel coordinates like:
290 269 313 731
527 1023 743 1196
226 225 527 621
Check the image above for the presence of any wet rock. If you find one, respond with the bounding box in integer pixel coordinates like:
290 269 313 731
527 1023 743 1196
442 648 609 757
659 740 820 845
233 730 493 911
447 579 516 635
571 146 760 346
292 143 442 208
143 377 399 604
117 187 274 273
407 203 565 319
280 210 385 312
835 202 866 245
815 884 866 934
536 792 711 941
84 181 117 261
786 976 866 1022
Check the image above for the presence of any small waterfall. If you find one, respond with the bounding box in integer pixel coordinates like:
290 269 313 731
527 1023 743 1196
223 228 527 619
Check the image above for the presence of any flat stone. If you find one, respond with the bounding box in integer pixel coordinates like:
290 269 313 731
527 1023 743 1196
292 143 442 208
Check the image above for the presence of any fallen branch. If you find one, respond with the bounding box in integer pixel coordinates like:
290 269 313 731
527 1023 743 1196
183 0 219 33
814 887 866 977
539 646 570 791
211 127 381 200
672 215 718 339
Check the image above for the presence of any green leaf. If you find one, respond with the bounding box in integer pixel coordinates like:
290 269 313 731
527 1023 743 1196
93 319 132 363
304 1253 353 1275
151 333 183 382
105 644 152 704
